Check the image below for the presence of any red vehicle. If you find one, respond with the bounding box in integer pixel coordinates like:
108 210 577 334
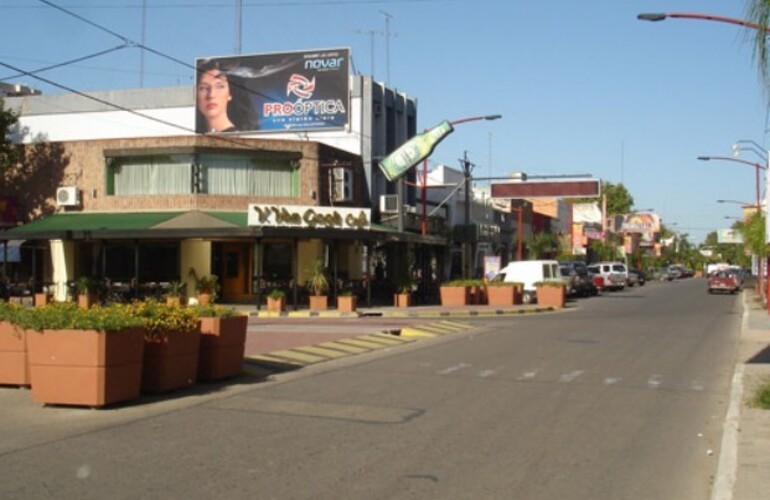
708 271 739 294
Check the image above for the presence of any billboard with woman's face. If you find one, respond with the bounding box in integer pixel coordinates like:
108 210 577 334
195 48 350 134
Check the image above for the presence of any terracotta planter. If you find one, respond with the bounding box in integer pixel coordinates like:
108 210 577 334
536 284 566 308
440 286 469 306
0 321 30 386
35 293 51 308
165 296 184 308
267 296 286 313
308 295 327 311
393 293 410 308
486 286 515 306
78 293 96 310
197 293 212 306
142 327 201 394
26 327 145 407
198 315 248 382
337 295 357 313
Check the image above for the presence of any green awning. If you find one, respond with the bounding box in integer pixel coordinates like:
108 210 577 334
9 212 185 234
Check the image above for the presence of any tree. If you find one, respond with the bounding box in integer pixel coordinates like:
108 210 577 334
602 181 634 216
746 1 770 94
0 99 69 222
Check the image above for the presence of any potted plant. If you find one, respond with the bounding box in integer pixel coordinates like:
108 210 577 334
266 288 286 313
440 279 470 306
165 280 186 307
17 302 146 407
307 260 329 311
486 280 518 306
0 301 29 386
75 276 96 309
193 304 248 382
393 284 411 308
196 275 219 306
128 299 201 394
534 281 567 308
337 289 357 313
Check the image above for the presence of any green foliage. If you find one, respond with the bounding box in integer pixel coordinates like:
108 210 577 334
166 280 186 297
603 182 634 216
307 259 329 296
268 288 286 299
190 304 238 318
525 233 558 259
75 276 93 295
188 268 219 296
0 300 22 324
749 378 770 410
124 299 199 335
486 281 522 288
740 211 766 260
13 302 143 331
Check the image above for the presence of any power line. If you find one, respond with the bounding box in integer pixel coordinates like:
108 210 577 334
0 44 130 83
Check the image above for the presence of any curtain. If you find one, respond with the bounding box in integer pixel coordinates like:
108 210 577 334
112 155 192 195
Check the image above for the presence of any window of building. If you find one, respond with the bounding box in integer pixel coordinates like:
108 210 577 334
199 154 297 197
106 152 298 197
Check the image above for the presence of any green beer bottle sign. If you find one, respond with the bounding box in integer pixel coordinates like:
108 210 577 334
378 120 454 181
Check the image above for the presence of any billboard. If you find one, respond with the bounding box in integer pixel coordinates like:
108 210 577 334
718 228 744 244
490 179 600 199
195 48 350 134
620 212 660 233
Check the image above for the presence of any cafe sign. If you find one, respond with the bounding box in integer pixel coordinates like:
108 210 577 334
248 204 370 230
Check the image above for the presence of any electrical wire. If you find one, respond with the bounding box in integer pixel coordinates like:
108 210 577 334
0 44 130 82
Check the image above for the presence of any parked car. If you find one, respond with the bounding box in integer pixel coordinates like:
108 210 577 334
708 270 739 294
494 259 566 304
587 262 627 291
628 268 646 286
559 261 597 297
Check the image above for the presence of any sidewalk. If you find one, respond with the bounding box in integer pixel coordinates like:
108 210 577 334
713 290 770 500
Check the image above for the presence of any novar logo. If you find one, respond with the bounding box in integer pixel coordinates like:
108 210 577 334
304 57 345 70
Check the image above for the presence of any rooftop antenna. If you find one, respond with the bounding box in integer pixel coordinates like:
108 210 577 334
140 0 147 87
351 29 378 78
235 0 243 54
380 10 393 84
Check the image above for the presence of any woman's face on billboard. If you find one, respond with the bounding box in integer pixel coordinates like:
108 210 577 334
196 69 232 131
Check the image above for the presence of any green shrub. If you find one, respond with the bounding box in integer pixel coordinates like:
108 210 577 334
125 299 199 336
14 302 143 332
750 379 770 410
191 304 238 318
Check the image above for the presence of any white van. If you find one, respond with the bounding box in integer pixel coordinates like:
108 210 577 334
493 260 565 304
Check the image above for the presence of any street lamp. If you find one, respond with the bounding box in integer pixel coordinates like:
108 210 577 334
419 114 502 237
697 155 765 208
637 12 764 30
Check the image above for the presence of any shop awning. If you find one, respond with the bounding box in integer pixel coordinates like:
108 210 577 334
0 211 447 245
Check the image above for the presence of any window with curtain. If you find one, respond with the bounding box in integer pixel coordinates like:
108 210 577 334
108 155 192 195
199 154 297 197
106 152 297 197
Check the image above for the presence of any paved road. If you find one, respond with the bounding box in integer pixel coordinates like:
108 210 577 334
0 279 742 499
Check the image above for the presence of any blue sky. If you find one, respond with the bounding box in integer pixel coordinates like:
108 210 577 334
1 0 768 244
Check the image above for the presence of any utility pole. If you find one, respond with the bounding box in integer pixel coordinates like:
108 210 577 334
462 151 474 279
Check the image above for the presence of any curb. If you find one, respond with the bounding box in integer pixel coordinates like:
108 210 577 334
248 306 556 319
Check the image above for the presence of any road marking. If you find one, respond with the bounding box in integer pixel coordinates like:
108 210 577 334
560 370 584 383
690 380 704 391
477 369 496 378
517 370 539 381
647 375 663 389
438 363 471 375
604 377 621 386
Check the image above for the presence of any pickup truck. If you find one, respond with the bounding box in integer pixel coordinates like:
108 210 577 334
708 271 739 294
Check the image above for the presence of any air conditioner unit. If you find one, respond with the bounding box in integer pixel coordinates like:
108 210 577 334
331 167 353 202
380 194 399 213
56 186 80 207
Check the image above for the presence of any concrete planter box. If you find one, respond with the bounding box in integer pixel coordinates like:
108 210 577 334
197 315 247 382
440 286 469 306
0 321 30 386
